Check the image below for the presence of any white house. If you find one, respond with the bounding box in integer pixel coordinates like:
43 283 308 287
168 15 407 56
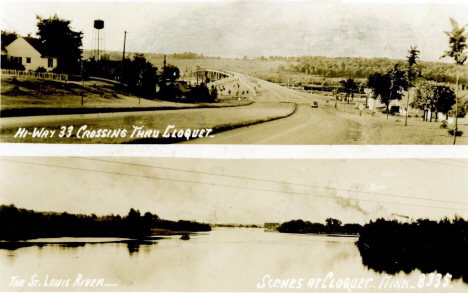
4 37 58 71
365 77 428 115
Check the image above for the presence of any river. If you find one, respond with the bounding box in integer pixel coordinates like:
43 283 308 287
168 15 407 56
1 228 466 292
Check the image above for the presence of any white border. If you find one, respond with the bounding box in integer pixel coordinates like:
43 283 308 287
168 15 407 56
1 143 467 158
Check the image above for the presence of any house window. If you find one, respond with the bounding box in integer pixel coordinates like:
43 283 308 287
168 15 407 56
48 58 53 68
26 57 31 64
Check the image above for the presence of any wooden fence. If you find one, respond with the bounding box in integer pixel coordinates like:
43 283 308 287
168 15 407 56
1 69 68 81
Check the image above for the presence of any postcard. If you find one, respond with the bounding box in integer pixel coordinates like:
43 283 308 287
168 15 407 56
1 0 467 145
1 1 468 293
1 157 467 292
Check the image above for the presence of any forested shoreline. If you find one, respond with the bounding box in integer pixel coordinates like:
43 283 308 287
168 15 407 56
357 217 468 282
0 204 211 240
278 218 363 234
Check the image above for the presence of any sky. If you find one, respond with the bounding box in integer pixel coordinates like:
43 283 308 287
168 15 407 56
1 0 468 62
1 157 467 225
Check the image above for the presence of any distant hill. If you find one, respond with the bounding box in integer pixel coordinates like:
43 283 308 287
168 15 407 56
82 50 468 84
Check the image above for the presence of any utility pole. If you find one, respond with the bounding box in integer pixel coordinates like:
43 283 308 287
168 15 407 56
405 87 411 126
81 60 84 106
454 68 459 144
121 31 127 86
163 54 166 77
387 80 393 119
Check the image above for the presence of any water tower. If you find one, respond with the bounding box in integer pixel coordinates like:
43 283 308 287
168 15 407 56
91 19 105 60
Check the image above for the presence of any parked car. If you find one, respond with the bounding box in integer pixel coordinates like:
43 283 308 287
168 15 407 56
311 101 318 108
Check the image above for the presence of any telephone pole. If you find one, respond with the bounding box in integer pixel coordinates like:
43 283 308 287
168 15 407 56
121 31 127 86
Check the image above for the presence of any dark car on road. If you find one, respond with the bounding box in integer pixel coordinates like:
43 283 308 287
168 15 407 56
311 101 318 108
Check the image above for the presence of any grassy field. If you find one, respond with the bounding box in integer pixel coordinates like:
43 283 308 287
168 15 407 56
0 102 296 144
146 57 287 76
321 102 468 145
0 76 252 117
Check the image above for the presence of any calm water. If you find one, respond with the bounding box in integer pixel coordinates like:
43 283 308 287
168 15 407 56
1 228 466 292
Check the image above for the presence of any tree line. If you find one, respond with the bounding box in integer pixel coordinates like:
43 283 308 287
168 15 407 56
357 217 468 283
277 218 362 234
0 204 211 240
287 56 466 84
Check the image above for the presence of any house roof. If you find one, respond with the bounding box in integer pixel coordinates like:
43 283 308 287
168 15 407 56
2 36 55 57
23 37 54 57
1 35 16 55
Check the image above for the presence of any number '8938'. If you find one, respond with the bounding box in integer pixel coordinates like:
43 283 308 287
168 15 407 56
418 273 452 288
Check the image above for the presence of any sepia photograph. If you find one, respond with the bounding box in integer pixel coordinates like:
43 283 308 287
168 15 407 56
1 1 468 292
0 157 468 292
0 0 468 144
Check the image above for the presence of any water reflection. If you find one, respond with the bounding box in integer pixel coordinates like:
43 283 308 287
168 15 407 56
126 240 156 254
357 242 468 284
1 228 467 292
0 239 159 255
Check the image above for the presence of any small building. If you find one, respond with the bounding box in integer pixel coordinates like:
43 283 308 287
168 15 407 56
264 222 280 232
3 36 58 71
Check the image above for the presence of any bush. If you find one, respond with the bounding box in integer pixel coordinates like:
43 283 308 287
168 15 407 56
448 129 463 137
35 66 47 73
440 120 448 129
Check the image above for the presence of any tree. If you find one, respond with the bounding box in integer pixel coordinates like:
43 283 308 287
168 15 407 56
122 54 158 98
36 14 83 74
1 30 25 70
367 64 408 119
325 218 342 232
187 82 213 103
441 18 467 144
339 78 360 103
1 30 18 45
210 87 218 101
413 81 456 122
163 64 180 82
405 45 420 126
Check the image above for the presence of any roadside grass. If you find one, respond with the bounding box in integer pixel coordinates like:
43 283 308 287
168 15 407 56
364 117 468 145
322 102 468 145
0 76 252 117
1 76 157 109
0 102 296 144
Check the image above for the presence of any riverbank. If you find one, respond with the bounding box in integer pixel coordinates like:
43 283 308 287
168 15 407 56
0 205 210 241
357 218 468 282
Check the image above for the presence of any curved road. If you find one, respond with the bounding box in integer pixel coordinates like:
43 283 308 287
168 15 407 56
184 103 362 144
183 71 363 144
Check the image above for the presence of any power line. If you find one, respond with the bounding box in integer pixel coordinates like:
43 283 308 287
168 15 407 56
2 158 468 212
413 159 468 168
73 157 468 206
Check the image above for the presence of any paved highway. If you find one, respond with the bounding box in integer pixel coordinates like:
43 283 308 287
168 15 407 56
184 103 362 144
184 72 363 144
